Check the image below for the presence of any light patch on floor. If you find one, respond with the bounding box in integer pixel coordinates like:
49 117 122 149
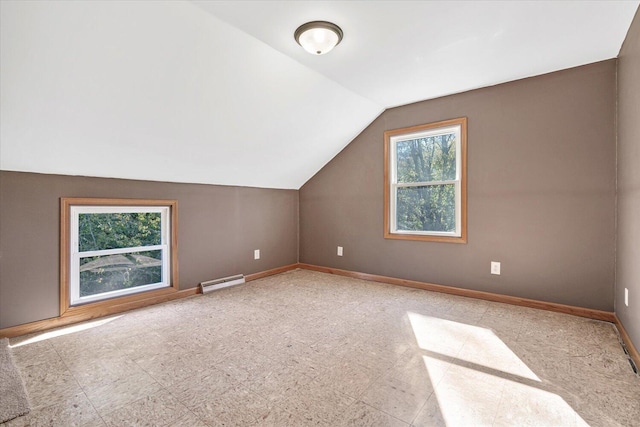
9 316 123 348
408 312 589 426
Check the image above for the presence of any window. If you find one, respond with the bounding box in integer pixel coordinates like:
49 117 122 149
61 198 178 313
384 117 467 243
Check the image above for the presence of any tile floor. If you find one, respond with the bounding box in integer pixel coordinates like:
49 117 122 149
4 269 640 426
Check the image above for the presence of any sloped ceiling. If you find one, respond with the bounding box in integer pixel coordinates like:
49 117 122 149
1 1 638 189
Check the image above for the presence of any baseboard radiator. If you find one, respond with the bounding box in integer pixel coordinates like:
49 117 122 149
199 274 245 294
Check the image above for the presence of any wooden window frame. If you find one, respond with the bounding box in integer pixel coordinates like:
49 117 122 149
384 117 467 243
60 198 179 318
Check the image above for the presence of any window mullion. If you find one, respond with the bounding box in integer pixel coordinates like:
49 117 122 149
78 244 164 258
395 180 457 188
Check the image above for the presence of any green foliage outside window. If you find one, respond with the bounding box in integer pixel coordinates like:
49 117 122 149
79 212 161 252
395 134 457 232
78 212 163 297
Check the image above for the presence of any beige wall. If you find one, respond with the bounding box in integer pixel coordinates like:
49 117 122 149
0 171 298 329
300 60 617 311
617 9 640 350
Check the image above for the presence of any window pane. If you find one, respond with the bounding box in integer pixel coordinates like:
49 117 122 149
79 249 163 297
396 185 455 232
79 212 161 252
396 133 457 183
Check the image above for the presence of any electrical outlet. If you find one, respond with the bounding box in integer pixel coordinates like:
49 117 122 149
491 261 501 275
625 288 629 307
254 249 260 260
337 246 343 256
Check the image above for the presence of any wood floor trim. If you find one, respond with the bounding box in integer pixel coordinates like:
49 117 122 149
614 315 640 371
3 260 631 357
0 264 299 339
245 263 299 282
298 263 617 322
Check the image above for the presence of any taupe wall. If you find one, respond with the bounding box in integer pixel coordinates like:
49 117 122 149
0 171 298 329
617 9 640 350
300 61 617 311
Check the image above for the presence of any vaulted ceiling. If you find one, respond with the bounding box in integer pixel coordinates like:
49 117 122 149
1 1 638 189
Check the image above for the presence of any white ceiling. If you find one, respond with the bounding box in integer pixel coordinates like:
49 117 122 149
198 0 639 108
1 1 638 189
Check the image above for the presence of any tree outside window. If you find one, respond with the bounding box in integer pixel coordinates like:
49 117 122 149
60 198 178 313
384 117 467 243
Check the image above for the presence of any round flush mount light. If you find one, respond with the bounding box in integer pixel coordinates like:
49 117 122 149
294 21 343 55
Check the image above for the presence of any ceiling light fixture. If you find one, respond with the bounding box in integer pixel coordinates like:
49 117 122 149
294 21 343 55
